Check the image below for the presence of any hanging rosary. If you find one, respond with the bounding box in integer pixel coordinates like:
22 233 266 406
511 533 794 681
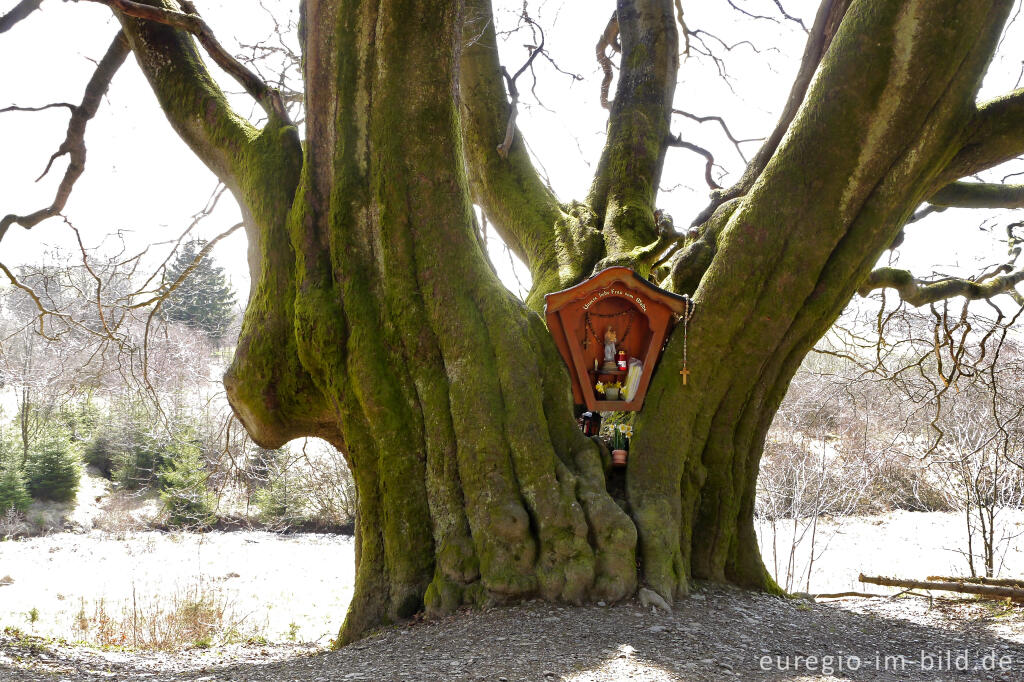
583 309 635 349
679 295 696 385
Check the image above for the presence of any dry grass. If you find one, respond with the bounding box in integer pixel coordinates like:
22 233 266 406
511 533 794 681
91 491 152 536
72 583 261 650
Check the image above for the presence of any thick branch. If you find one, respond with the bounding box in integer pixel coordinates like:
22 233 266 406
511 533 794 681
110 0 275 193
459 0 564 271
859 267 1024 307
690 0 850 226
0 0 42 33
589 0 678 257
941 88 1024 181
83 0 288 122
927 575 1024 588
928 181 1024 209
1 31 129 241
738 0 848 174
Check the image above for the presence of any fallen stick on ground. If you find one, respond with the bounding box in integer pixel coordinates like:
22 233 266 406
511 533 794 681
812 588 930 601
859 574 1024 601
927 575 1024 588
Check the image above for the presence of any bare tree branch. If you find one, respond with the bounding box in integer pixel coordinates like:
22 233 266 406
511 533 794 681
132 183 228 301
0 102 75 114
139 222 243 390
0 262 70 339
672 108 755 163
724 0 775 23
133 221 243 311
0 0 42 33
496 9 546 159
769 0 809 32
859 267 1024 307
667 134 723 189
82 0 289 122
0 31 129 242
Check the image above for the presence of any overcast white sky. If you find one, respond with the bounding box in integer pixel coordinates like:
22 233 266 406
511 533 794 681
1 0 1023 304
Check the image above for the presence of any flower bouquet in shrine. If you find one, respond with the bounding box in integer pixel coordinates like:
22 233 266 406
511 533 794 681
611 424 631 467
596 380 623 401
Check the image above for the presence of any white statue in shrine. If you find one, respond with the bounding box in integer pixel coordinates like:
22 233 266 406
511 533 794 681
602 326 618 371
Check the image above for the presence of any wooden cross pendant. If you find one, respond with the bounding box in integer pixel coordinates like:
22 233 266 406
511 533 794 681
680 367 690 385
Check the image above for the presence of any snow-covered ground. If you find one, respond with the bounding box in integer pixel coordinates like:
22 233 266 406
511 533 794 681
0 530 354 645
2 510 1023 647
757 509 1024 594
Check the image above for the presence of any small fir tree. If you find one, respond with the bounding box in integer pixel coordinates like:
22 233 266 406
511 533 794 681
0 461 32 513
24 430 80 502
159 437 214 527
109 426 164 491
253 454 308 525
160 240 237 342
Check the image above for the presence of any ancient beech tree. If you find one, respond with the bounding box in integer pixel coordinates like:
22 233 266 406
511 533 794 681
4 0 1024 643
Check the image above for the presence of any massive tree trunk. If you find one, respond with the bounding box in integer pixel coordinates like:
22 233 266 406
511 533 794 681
105 0 1021 644
230 0 640 643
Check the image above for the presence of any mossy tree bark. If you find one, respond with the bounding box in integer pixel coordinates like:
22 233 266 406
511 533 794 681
107 0 1024 643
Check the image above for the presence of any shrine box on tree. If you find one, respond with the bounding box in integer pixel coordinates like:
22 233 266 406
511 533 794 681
544 267 691 412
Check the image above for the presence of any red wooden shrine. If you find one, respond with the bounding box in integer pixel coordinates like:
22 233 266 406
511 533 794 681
544 267 691 412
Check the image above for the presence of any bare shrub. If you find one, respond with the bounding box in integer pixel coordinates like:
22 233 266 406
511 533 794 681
92 491 149 535
0 506 27 539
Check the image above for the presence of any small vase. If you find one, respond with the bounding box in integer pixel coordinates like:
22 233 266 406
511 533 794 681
605 387 620 401
612 449 628 467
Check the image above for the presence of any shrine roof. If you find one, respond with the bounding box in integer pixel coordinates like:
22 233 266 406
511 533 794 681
543 267 690 316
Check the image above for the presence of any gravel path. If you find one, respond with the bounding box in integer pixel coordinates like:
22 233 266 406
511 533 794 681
5 583 1024 680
